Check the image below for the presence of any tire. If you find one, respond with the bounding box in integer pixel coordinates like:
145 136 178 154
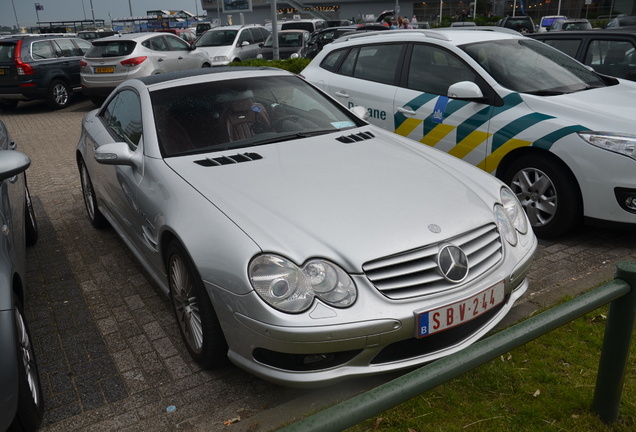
166 240 228 368
201 63 211 68
8 294 44 432
90 96 106 107
0 100 19 110
518 27 530 34
79 159 108 228
46 79 71 110
24 184 38 246
503 155 582 238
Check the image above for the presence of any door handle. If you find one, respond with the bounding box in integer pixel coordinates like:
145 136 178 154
158 58 164 62
178 56 184 60
334 91 349 98
397 106 416 115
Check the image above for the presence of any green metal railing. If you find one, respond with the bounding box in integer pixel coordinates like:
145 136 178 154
280 261 636 432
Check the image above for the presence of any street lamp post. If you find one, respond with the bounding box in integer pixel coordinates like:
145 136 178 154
11 0 20 30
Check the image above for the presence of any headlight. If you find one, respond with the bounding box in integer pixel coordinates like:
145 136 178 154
212 56 229 63
494 204 517 246
500 187 528 234
494 187 530 246
249 255 357 313
256 54 263 59
578 132 636 160
290 53 300 59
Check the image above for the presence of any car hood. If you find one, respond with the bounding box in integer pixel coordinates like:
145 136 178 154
196 45 231 57
520 82 636 133
164 129 499 271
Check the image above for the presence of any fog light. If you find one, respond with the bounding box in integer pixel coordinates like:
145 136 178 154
615 188 636 214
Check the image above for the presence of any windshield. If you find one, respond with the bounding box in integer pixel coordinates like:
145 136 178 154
264 32 303 48
196 29 237 47
150 75 364 157
540 17 565 27
461 39 607 94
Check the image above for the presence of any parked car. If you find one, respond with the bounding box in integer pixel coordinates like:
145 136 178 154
281 18 328 33
537 15 568 32
326 20 352 27
530 29 636 81
0 34 92 109
195 22 216 36
0 119 42 431
306 26 356 59
606 15 636 28
256 30 311 60
78 29 116 40
76 67 536 387
302 29 636 238
194 24 270 66
155 28 197 45
497 15 536 34
412 22 432 29
548 18 592 31
80 32 211 105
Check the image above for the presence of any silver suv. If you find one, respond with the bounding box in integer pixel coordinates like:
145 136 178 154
194 24 270 66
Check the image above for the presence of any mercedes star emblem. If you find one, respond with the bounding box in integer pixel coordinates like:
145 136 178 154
437 244 469 283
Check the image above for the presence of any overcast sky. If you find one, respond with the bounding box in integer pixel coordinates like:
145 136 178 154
1 0 207 29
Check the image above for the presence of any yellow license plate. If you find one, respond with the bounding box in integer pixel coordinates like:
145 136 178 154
95 67 114 73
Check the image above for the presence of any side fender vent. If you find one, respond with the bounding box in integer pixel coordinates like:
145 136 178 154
336 131 375 144
195 152 263 167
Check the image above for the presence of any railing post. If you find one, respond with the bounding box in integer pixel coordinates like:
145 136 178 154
593 261 636 424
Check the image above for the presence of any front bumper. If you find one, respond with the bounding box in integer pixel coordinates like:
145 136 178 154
210 233 537 388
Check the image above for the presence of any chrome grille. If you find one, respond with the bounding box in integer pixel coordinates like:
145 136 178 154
362 223 503 300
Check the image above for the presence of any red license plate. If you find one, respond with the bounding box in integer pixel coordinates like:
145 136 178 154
417 281 505 338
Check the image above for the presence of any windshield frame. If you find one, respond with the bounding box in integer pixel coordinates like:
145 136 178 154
150 74 367 158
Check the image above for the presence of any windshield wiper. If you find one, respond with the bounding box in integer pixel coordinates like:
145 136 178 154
246 130 335 147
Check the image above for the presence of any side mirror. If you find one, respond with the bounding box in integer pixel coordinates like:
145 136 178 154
259 42 264 48
0 151 30 181
94 142 136 166
447 81 484 99
241 40 250 47
350 105 370 121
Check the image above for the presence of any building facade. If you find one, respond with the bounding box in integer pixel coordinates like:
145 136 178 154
200 0 635 25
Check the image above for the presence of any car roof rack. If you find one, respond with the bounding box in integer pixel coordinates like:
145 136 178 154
333 29 451 44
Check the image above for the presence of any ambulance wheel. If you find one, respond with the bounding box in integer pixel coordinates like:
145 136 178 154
503 155 582 239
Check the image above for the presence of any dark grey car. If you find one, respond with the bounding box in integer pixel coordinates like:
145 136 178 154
0 34 92 110
0 119 42 431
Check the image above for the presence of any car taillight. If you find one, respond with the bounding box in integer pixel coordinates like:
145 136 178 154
80 59 87 68
120 56 147 67
15 39 34 75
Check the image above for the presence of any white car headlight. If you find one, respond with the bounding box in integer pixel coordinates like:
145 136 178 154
494 204 517 246
578 132 636 160
256 54 263 59
501 187 528 234
249 255 357 313
213 56 229 63
290 53 300 59
494 187 530 246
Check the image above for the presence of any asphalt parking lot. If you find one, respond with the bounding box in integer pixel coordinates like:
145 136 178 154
1 95 636 432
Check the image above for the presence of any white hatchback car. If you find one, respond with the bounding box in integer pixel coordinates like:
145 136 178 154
302 29 636 238
80 32 211 105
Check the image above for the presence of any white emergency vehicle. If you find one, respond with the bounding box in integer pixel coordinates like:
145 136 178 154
302 29 636 238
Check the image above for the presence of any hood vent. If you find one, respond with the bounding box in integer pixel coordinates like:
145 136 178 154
336 131 375 144
194 152 263 167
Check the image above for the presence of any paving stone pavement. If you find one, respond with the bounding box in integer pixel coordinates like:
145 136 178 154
1 96 635 432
